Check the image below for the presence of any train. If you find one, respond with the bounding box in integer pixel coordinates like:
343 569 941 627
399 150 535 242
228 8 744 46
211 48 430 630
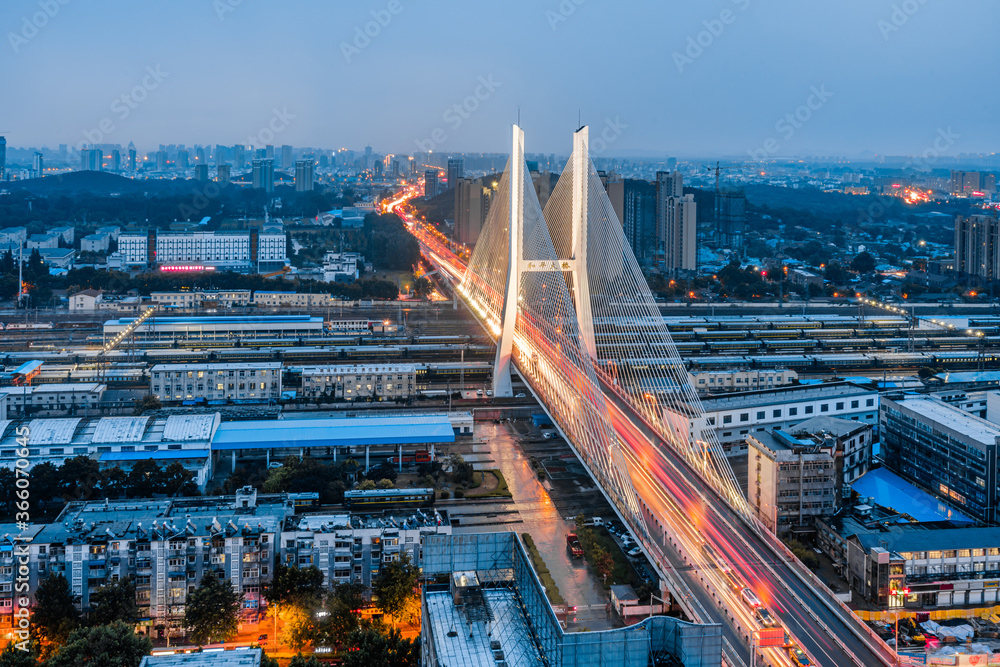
343 487 436 509
685 350 995 372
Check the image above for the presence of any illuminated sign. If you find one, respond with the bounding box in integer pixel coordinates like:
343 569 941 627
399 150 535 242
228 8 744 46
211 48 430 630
159 265 216 272
757 628 785 647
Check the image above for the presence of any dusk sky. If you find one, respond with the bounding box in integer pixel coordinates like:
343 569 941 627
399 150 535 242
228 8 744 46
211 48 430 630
2 0 996 157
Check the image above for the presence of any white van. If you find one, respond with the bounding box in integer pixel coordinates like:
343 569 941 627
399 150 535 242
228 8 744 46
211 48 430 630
741 587 761 608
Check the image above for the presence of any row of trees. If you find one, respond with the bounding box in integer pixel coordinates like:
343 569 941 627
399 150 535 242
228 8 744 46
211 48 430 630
0 456 197 514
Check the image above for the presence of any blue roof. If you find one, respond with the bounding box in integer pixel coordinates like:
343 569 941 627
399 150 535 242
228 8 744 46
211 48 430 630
211 415 455 451
107 315 321 325
99 449 211 462
13 360 43 376
852 468 975 524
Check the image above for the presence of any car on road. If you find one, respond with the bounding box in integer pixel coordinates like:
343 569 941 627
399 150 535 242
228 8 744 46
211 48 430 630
754 606 777 628
788 647 811 666
627 546 643 557
515 392 526 398
740 587 761 608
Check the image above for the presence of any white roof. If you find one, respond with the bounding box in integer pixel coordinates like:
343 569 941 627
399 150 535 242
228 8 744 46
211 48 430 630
1 383 105 395
92 417 150 443
139 650 261 666
302 364 416 374
152 362 281 372
897 397 1000 448
162 414 218 442
27 418 82 445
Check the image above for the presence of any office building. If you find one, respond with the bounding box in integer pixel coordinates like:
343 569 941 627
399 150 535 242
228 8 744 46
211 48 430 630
454 177 495 246
607 178 656 261
747 428 837 534
791 416 873 499
127 142 137 171
424 169 438 198
300 364 416 401
281 144 293 168
217 163 231 185
150 362 282 404
117 228 286 272
252 158 274 192
81 148 101 171
111 149 121 171
154 150 166 171
691 369 798 393
32 151 43 179
954 212 1000 282
232 144 246 168
447 157 464 190
194 164 208 181
0 136 5 180
656 171 696 275
294 159 314 191
698 381 880 447
881 394 999 524
420 532 720 666
715 190 746 248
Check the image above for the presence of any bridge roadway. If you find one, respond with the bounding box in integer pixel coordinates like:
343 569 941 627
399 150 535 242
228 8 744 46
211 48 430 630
403 213 895 667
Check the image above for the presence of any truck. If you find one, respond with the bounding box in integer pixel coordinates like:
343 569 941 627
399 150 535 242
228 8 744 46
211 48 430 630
566 533 583 558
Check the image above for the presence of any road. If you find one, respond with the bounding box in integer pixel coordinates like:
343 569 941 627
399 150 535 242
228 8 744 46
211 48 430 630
398 199 895 666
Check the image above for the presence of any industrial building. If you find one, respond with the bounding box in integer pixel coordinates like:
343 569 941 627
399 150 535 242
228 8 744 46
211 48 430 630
300 364 416 401
698 381 879 446
689 368 797 393
881 394 1000 524
103 315 325 343
117 228 286 273
150 362 283 404
0 382 107 417
149 290 252 309
420 532 721 666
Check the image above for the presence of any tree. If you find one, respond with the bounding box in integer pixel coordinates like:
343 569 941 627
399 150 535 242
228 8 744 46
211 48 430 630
342 624 419 667
315 583 366 649
47 621 151 667
824 262 847 284
591 545 613 583
0 643 37 667
28 462 61 508
184 574 242 646
289 654 326 667
412 276 431 298
125 459 163 498
851 251 876 274
372 552 419 618
263 563 326 613
376 478 394 489
258 651 281 667
58 455 102 501
30 574 80 658
357 479 376 491
87 576 139 627
132 395 162 415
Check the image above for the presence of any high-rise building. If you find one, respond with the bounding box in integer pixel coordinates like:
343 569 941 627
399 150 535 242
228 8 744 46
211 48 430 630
424 169 438 198
0 136 6 180
127 142 137 171
607 178 656 261
667 157 677 171
954 212 1000 282
951 170 986 196
447 157 464 190
281 144 293 168
32 152 43 179
365 145 373 169
177 149 190 170
81 148 101 171
319 154 329 169
294 159 314 192
194 164 208 181
373 160 383 178
232 144 246 168
656 171 695 275
156 150 167 171
265 144 274 161
111 149 121 171
217 164 231 185
455 177 495 246
715 190 746 249
196 146 206 164
252 158 274 193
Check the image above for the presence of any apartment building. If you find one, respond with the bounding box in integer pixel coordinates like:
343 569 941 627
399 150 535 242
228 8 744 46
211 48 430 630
747 429 837 534
881 394 1000 525
118 229 286 273
68 289 103 312
280 509 451 589
300 364 416 401
791 416 873 499
25 488 287 641
149 290 252 309
690 368 798 393
150 362 282 404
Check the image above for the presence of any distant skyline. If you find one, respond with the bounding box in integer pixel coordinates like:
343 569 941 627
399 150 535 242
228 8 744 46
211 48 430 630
1 0 997 158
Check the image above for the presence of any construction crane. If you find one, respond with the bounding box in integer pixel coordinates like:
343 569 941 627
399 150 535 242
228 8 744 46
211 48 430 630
261 266 291 279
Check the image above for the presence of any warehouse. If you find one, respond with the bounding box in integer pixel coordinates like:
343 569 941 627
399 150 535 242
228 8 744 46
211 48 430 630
103 315 324 343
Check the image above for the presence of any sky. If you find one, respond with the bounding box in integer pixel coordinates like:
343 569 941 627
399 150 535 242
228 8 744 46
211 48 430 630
1 0 997 158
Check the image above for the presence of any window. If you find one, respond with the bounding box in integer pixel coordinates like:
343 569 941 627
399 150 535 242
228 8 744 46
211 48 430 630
820 404 829 412
789 407 798 416
805 406 814 414
836 402 844 410
723 415 732 424
756 411 765 420
866 398 874 407
739 413 749 422
773 409 781 418
851 400 859 409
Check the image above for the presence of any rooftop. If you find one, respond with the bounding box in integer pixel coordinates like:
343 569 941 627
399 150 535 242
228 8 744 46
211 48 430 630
852 468 974 524
302 364 416 374
890 395 1000 448
855 524 1000 555
139 648 262 666
425 589 543 667
700 381 874 411
151 362 282 371
211 414 455 451
287 508 447 532
791 415 871 438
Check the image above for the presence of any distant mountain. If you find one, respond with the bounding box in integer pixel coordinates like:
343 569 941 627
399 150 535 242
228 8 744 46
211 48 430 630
6 171 223 196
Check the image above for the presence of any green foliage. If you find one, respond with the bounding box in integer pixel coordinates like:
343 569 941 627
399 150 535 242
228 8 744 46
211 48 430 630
262 456 360 503
412 276 431 298
591 545 614 582
376 478 394 489
372 552 419 618
132 395 162 415
263 563 326 612
341 623 419 667
184 574 243 645
449 454 474 486
47 621 152 667
289 654 326 667
851 251 877 273
87 576 139 627
519 534 565 606
258 651 281 667
824 262 847 284
357 479 376 491
784 538 820 570
0 643 38 667
30 574 80 658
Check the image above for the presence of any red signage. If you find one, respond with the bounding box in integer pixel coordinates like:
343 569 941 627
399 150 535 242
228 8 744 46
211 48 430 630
757 628 785 647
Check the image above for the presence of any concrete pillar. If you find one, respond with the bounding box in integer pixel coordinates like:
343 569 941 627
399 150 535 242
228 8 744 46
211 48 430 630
399 444 403 473
365 445 370 473
232 451 236 473
266 449 270 466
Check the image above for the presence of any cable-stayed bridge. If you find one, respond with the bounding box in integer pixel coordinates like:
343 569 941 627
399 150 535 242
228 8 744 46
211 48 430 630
405 125 896 667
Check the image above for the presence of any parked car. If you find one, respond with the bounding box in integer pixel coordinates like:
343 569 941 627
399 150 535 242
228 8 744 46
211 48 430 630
627 546 643 557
